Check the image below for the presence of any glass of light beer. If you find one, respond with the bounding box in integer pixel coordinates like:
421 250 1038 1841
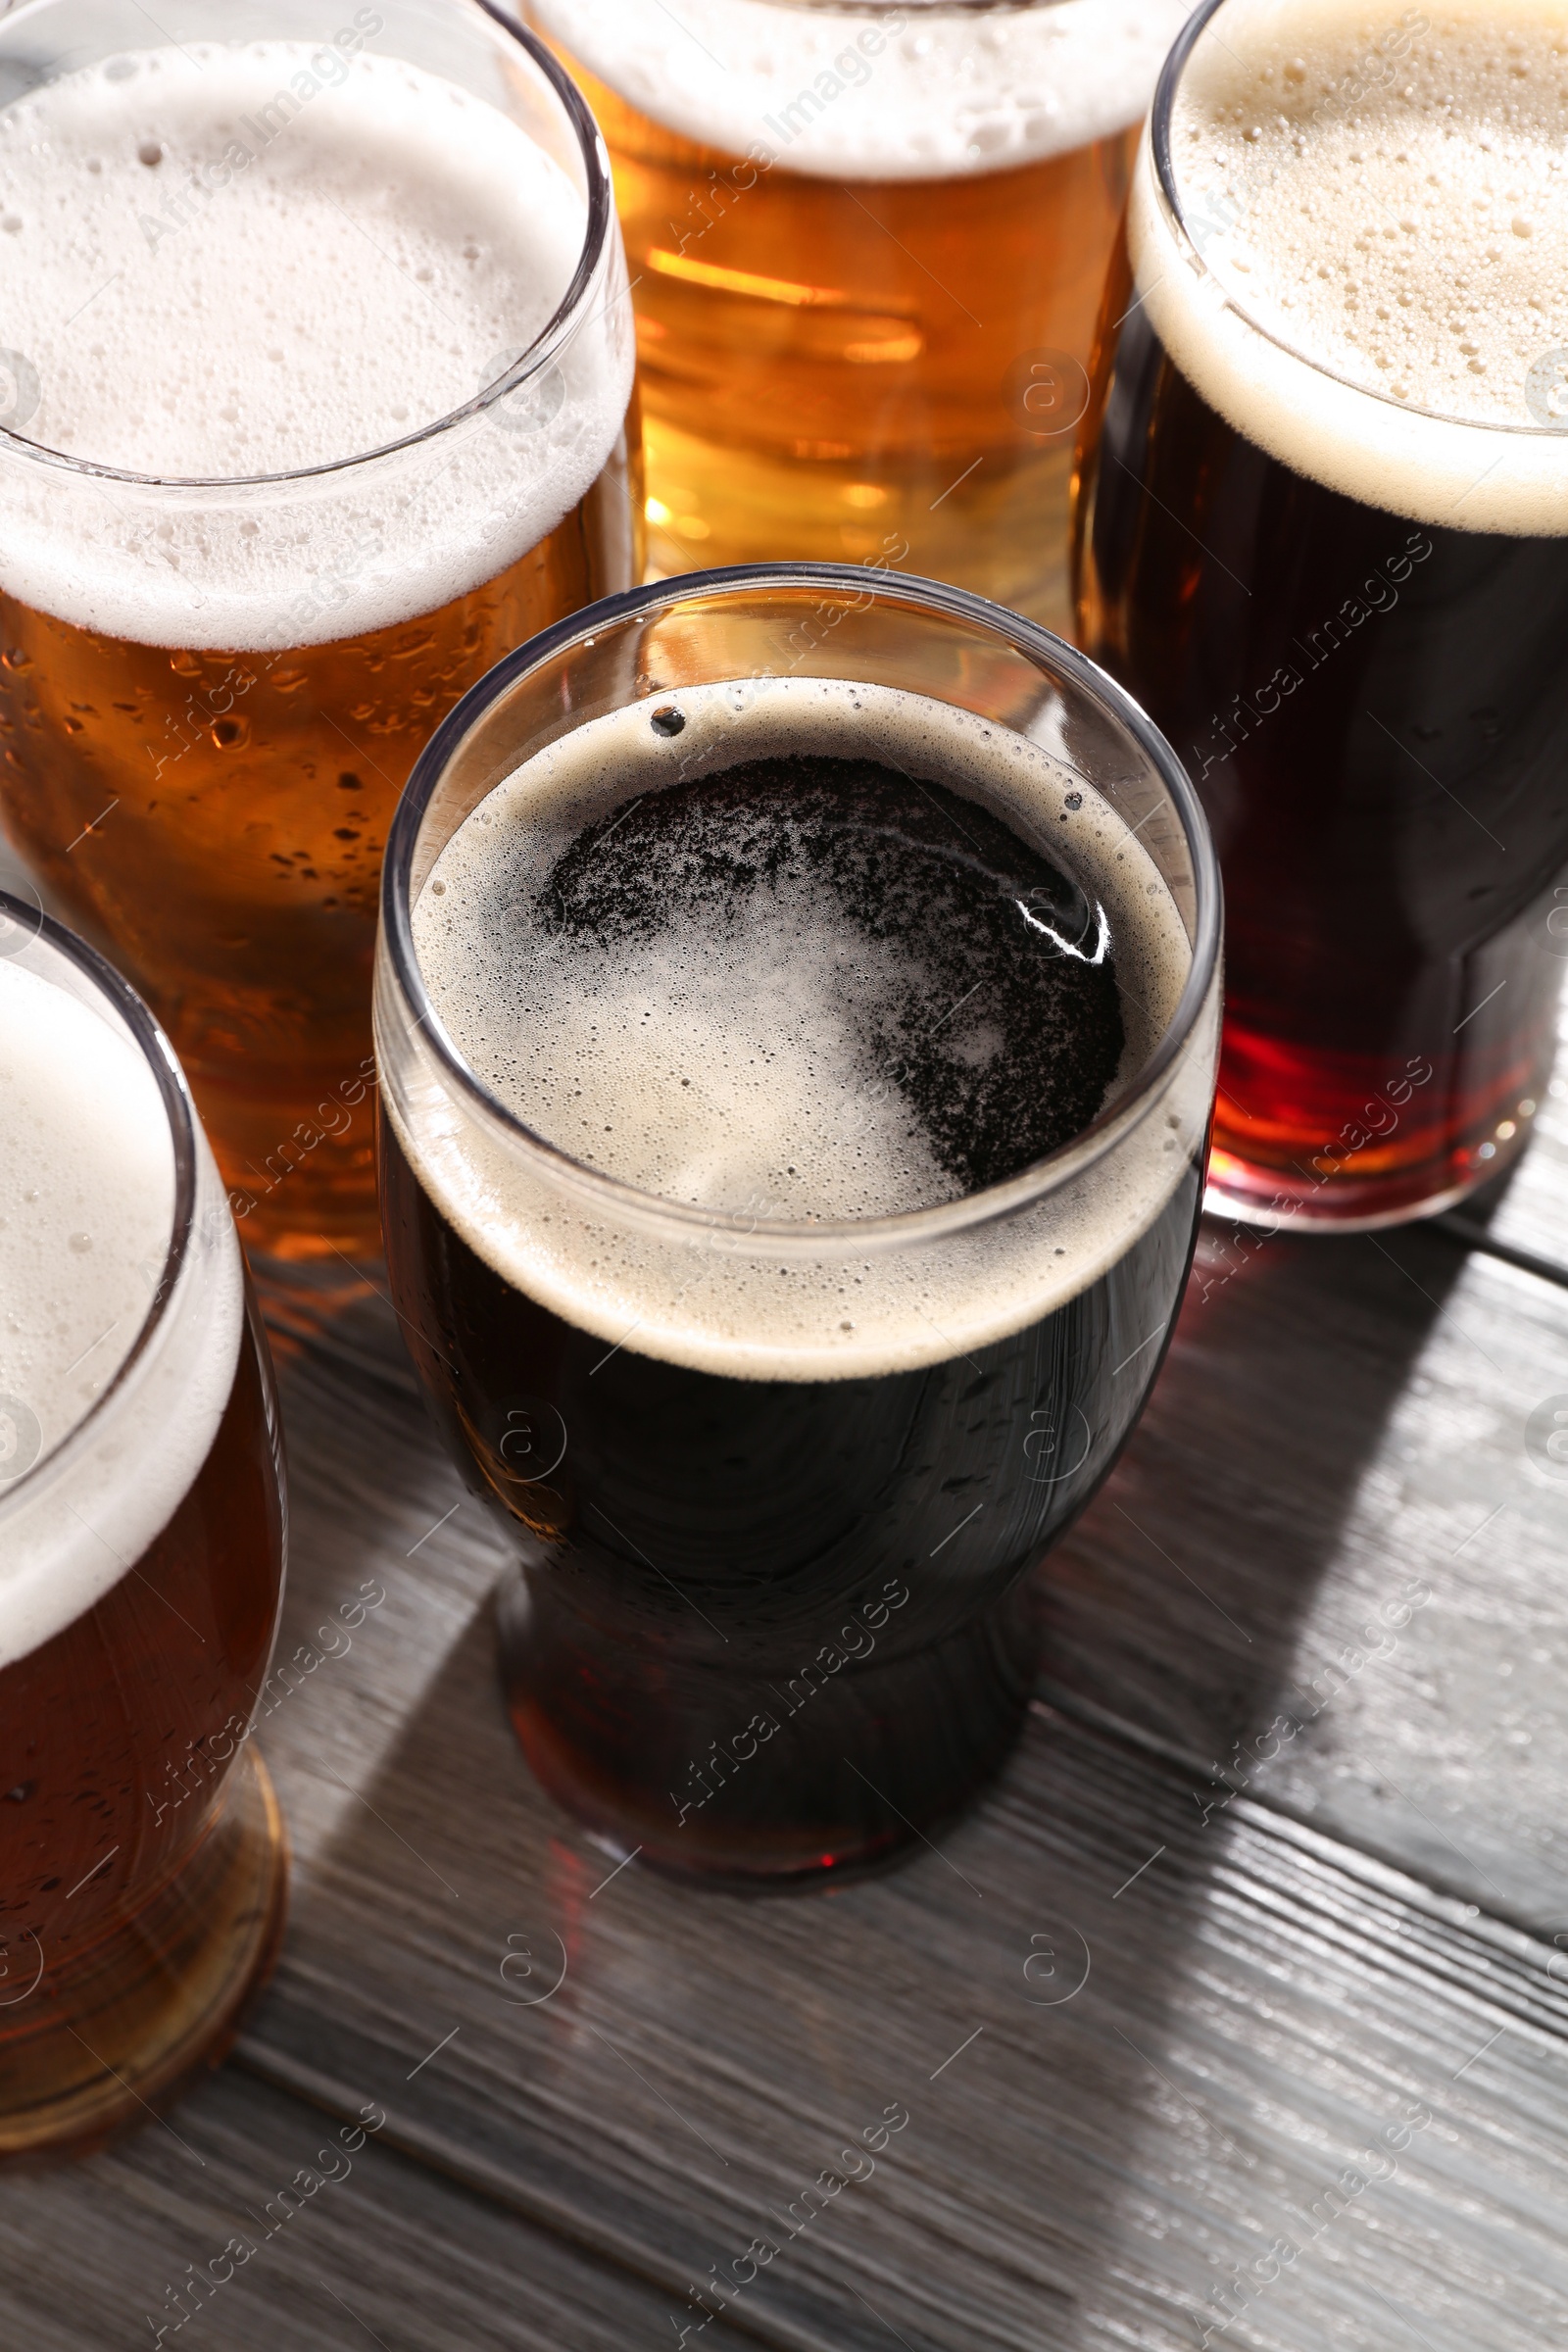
375 565 1221 1883
1075 0 1568 1229
0 890 287 2164
0 0 641 1265
520 0 1190 632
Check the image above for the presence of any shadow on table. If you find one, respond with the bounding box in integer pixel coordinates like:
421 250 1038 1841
1037 1215 1469 1788
235 1216 1469 2352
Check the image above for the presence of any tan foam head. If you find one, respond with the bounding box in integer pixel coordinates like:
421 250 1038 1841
385 675 1216 1382
1130 0 1568 534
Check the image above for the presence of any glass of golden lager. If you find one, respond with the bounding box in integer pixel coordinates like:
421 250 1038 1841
521 0 1189 631
0 890 287 2165
0 0 642 1265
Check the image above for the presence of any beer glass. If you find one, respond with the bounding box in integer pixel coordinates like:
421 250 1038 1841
0 891 287 2164
1074 0 1568 1230
0 0 642 1266
521 0 1190 632
375 565 1220 1883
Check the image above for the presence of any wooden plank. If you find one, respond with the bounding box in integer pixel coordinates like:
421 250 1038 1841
1048 1219 1568 1926
232 1325 1568 2352
242 1688 1568 2352
0 2060 755 2352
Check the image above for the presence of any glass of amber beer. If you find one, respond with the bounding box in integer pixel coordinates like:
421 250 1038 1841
0 890 287 2164
1075 0 1568 1228
376 565 1221 1884
522 0 1190 632
0 0 641 1264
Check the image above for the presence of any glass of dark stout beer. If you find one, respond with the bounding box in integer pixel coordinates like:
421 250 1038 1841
0 892 286 2163
1076 0 1568 1229
376 566 1220 1884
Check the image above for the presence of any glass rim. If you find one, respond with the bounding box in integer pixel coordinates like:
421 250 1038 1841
0 890 199 1515
381 562 1223 1254
0 0 615 493
767 1 1074 13
1151 0 1564 442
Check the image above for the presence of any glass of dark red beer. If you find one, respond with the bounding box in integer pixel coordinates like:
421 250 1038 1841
375 565 1220 1884
1075 0 1568 1229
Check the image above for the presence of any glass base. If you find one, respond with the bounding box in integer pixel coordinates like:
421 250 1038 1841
0 1748 288 2168
1205 1007 1554 1233
497 1567 1038 1890
1202 1127 1533 1233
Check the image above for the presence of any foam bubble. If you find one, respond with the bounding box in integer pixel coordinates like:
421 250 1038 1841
1131 0 1568 533
386 676 1216 1382
0 956 243 1670
0 42 635 647
525 0 1195 179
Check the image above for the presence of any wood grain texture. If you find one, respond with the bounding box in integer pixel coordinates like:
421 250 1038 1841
0 2061 753 2352
241 1671 1568 2352
217 1303 1568 2352
1046 1220 1568 1925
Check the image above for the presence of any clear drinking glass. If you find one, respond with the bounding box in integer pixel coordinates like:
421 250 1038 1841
1074 0 1568 1229
375 564 1220 1883
523 0 1190 631
0 0 641 1265
0 891 287 2164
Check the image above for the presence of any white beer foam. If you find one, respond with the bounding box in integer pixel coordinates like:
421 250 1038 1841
0 956 244 1671
0 42 635 648
1131 0 1568 535
386 676 1218 1382
522 0 1195 179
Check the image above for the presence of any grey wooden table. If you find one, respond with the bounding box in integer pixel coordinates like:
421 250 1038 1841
8 1017 1568 2349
